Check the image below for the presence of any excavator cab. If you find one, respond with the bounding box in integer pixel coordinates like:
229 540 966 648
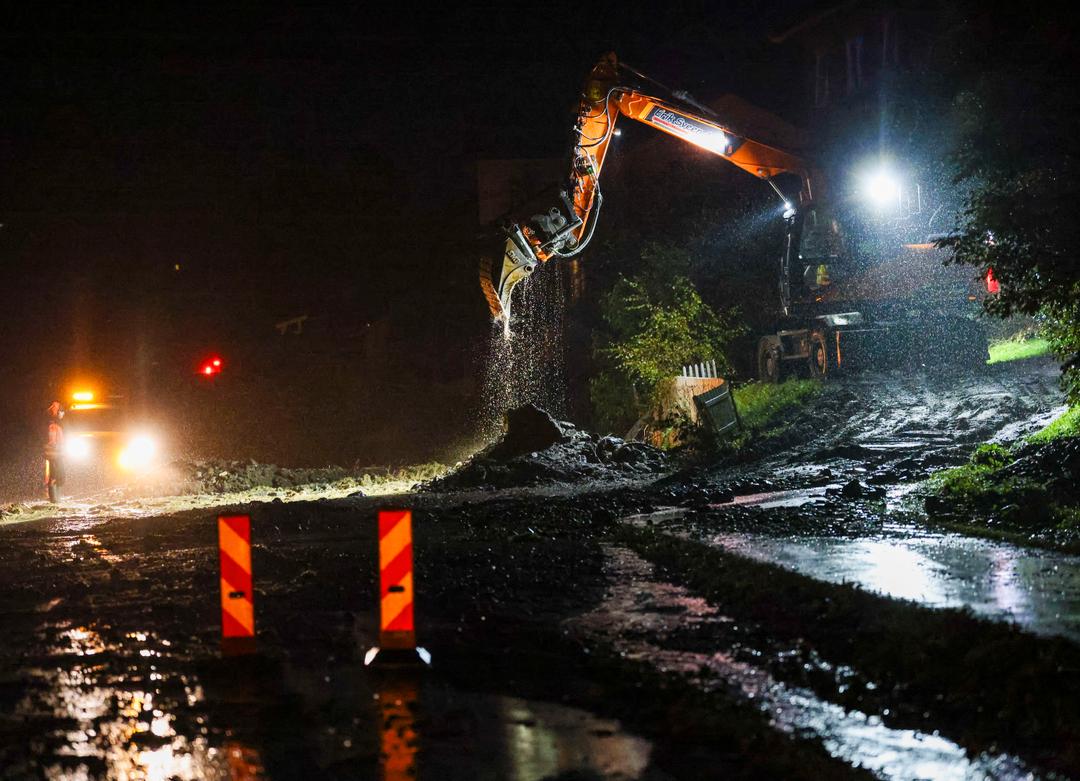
781 204 854 313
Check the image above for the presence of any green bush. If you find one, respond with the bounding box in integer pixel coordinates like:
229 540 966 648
1040 303 1080 404
590 241 745 431
603 275 742 395
970 443 1011 469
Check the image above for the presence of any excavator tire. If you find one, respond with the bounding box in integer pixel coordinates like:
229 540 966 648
808 330 837 378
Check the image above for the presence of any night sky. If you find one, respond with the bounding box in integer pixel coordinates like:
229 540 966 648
0 3 812 469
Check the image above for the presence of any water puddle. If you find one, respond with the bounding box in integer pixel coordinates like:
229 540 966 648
705 525 1080 643
626 501 1080 644
15 624 232 781
573 545 1042 780
12 621 652 780
259 663 655 779
402 687 653 781
719 486 830 509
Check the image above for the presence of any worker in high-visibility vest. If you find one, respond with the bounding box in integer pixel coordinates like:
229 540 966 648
803 263 833 290
44 401 65 503
815 263 831 287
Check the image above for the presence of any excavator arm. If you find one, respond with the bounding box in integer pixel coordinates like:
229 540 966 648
480 52 818 328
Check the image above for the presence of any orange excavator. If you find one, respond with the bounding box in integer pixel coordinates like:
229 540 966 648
480 52 820 327
480 52 989 380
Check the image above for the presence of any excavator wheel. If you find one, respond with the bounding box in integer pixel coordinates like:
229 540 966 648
808 330 837 378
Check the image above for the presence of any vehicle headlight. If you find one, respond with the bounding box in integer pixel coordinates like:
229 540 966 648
64 437 92 461
118 435 158 472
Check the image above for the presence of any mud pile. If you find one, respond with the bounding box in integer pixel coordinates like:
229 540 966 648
425 404 667 490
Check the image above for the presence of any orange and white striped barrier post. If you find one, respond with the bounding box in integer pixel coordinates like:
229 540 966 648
365 509 430 666
218 514 256 656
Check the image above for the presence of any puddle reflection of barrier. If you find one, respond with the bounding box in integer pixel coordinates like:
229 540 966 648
376 673 422 781
225 740 267 781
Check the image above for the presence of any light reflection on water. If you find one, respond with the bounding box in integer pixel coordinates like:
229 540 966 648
28 621 650 781
708 528 1080 642
498 698 652 781
375 682 655 781
19 624 233 781
575 545 1043 781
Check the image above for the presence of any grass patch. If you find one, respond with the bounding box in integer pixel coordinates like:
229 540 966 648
1028 404 1080 442
987 336 1051 364
925 408 1080 549
733 378 820 431
929 443 1008 497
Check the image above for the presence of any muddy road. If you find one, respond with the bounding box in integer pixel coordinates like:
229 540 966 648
2 358 1078 780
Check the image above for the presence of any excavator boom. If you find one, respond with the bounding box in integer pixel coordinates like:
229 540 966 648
480 52 817 327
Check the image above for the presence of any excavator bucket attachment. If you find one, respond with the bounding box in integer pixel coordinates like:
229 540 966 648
479 235 537 327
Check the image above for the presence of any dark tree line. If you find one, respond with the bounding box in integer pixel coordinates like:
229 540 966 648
940 5 1080 399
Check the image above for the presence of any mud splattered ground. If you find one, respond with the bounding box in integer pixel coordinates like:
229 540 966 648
2 358 1077 780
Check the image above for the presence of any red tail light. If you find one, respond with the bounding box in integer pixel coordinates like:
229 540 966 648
986 268 1000 294
200 355 224 377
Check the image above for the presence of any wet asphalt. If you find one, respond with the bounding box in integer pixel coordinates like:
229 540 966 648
1 357 1077 780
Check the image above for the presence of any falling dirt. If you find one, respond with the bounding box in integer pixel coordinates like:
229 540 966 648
478 267 568 442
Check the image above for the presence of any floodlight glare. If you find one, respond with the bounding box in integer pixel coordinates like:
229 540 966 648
864 169 901 209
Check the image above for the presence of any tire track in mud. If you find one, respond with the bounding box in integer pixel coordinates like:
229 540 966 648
613 525 1080 779
719 362 1064 491
571 543 1044 781
601 363 1078 776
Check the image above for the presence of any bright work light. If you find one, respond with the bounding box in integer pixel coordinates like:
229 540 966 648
863 168 901 209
